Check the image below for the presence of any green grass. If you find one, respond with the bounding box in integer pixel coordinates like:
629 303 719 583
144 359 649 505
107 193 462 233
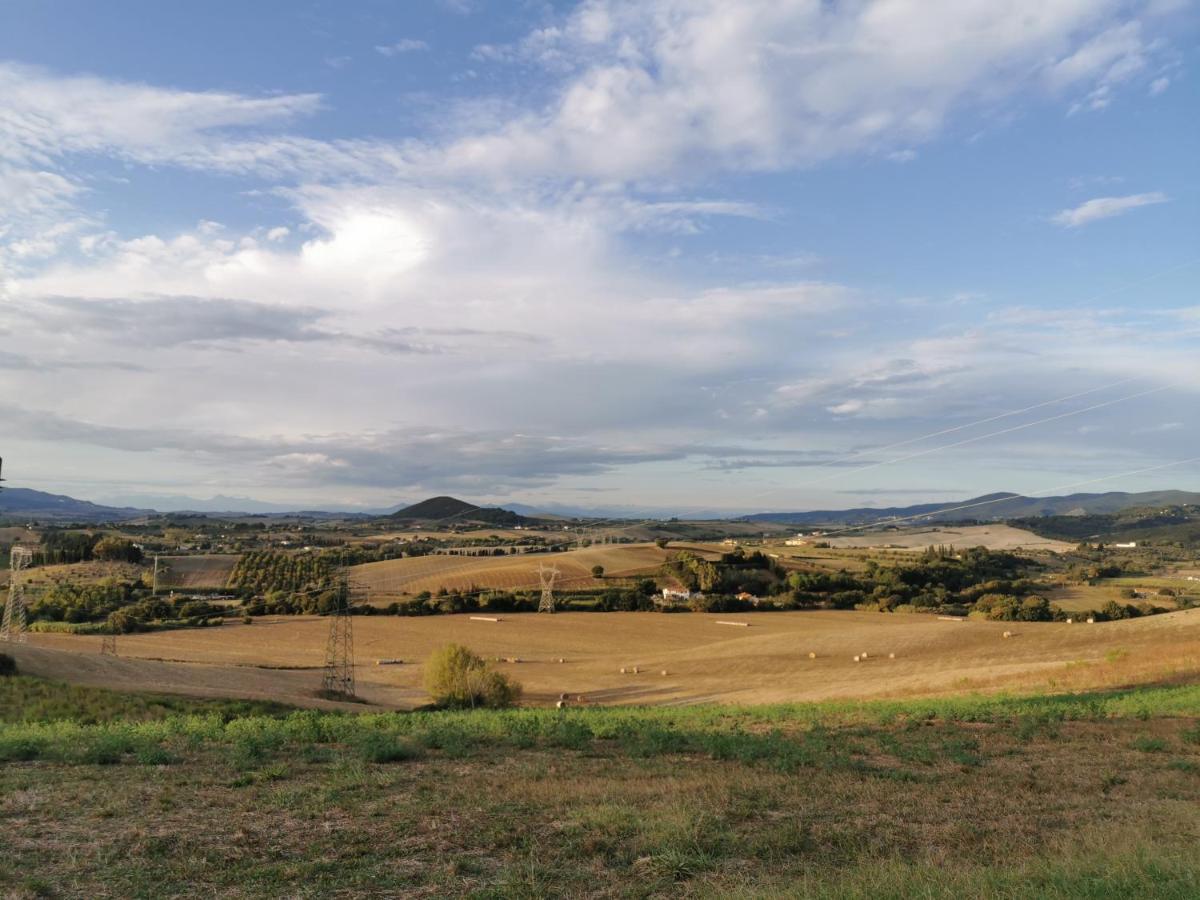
3 675 1200 896
0 675 294 725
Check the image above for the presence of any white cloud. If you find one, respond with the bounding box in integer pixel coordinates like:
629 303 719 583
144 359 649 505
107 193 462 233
445 0 1176 181
1051 192 1168 227
375 39 429 56
0 62 321 166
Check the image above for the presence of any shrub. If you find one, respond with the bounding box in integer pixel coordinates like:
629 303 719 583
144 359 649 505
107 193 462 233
106 610 143 634
0 653 16 677
423 643 522 709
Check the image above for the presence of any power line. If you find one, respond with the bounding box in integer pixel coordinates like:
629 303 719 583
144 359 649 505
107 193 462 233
537 563 560 613
320 574 356 700
1 546 32 644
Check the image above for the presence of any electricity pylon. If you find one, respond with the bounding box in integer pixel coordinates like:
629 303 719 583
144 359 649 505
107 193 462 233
537 563 560 613
321 577 356 699
1 546 33 644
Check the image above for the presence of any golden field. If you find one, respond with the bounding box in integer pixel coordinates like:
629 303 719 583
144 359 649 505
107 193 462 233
10 606 1200 711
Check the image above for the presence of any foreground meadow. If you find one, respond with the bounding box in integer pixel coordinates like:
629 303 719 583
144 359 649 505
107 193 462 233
2 676 1200 897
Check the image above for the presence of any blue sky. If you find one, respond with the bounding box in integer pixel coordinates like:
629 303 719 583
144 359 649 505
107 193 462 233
0 0 1196 514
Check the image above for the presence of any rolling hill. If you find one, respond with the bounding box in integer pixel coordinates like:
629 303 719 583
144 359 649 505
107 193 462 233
389 496 527 526
743 491 1200 526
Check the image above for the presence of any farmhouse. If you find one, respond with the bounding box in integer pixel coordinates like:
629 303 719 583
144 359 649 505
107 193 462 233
661 588 692 602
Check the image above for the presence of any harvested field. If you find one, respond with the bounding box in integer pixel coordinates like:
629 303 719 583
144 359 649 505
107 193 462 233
155 554 239 589
12 607 1200 711
19 560 144 588
348 542 718 597
810 524 1075 552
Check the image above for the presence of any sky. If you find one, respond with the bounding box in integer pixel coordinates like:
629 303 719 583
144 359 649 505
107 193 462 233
0 0 1197 515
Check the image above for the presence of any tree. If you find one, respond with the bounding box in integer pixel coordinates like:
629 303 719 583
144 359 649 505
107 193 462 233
92 537 143 564
423 643 521 709
591 565 605 579
654 538 669 549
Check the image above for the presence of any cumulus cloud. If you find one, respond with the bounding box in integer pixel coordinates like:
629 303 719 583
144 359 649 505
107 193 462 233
1051 192 1168 227
441 0 1176 180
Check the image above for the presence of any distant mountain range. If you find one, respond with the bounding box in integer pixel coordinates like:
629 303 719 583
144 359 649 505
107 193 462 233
741 491 1200 526
0 487 151 522
2 485 1197 526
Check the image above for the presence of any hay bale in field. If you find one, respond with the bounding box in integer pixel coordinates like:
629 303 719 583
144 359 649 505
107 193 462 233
808 652 817 659
1066 618 1073 624
660 669 668 676
555 699 568 709
1086 617 1095 624
860 652 869 660
558 657 565 664
888 653 895 659
632 666 639 674
1002 631 1012 638
559 692 568 701
620 667 627 674
853 655 861 663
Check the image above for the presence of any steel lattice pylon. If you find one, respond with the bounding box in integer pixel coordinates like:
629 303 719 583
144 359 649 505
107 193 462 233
537 563 560 613
2 546 33 644
321 578 356 698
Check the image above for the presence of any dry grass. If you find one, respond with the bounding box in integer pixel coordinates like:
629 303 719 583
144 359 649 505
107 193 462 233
10 607 1200 711
801 524 1075 553
155 555 240 589
2 703 1199 897
349 542 713 597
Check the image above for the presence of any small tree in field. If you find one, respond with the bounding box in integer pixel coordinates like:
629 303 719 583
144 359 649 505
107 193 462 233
591 565 605 579
424 644 521 709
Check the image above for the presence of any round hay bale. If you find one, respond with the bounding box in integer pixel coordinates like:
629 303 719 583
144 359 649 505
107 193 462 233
888 652 895 659
559 692 568 701
620 667 627 674
1002 631 1012 638
1066 618 1073 625
660 669 668 676
1086 617 1095 624
808 652 817 659
558 657 565 664
555 699 567 709
861 652 869 660
632 666 639 674
853 655 861 663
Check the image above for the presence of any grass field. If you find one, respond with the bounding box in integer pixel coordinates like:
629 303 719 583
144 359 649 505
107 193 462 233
349 542 715 597
2 676 1199 897
799 524 1076 553
155 554 240 590
10 607 1200 712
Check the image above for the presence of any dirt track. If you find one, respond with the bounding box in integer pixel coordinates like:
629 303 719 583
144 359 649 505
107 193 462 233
10 607 1200 710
